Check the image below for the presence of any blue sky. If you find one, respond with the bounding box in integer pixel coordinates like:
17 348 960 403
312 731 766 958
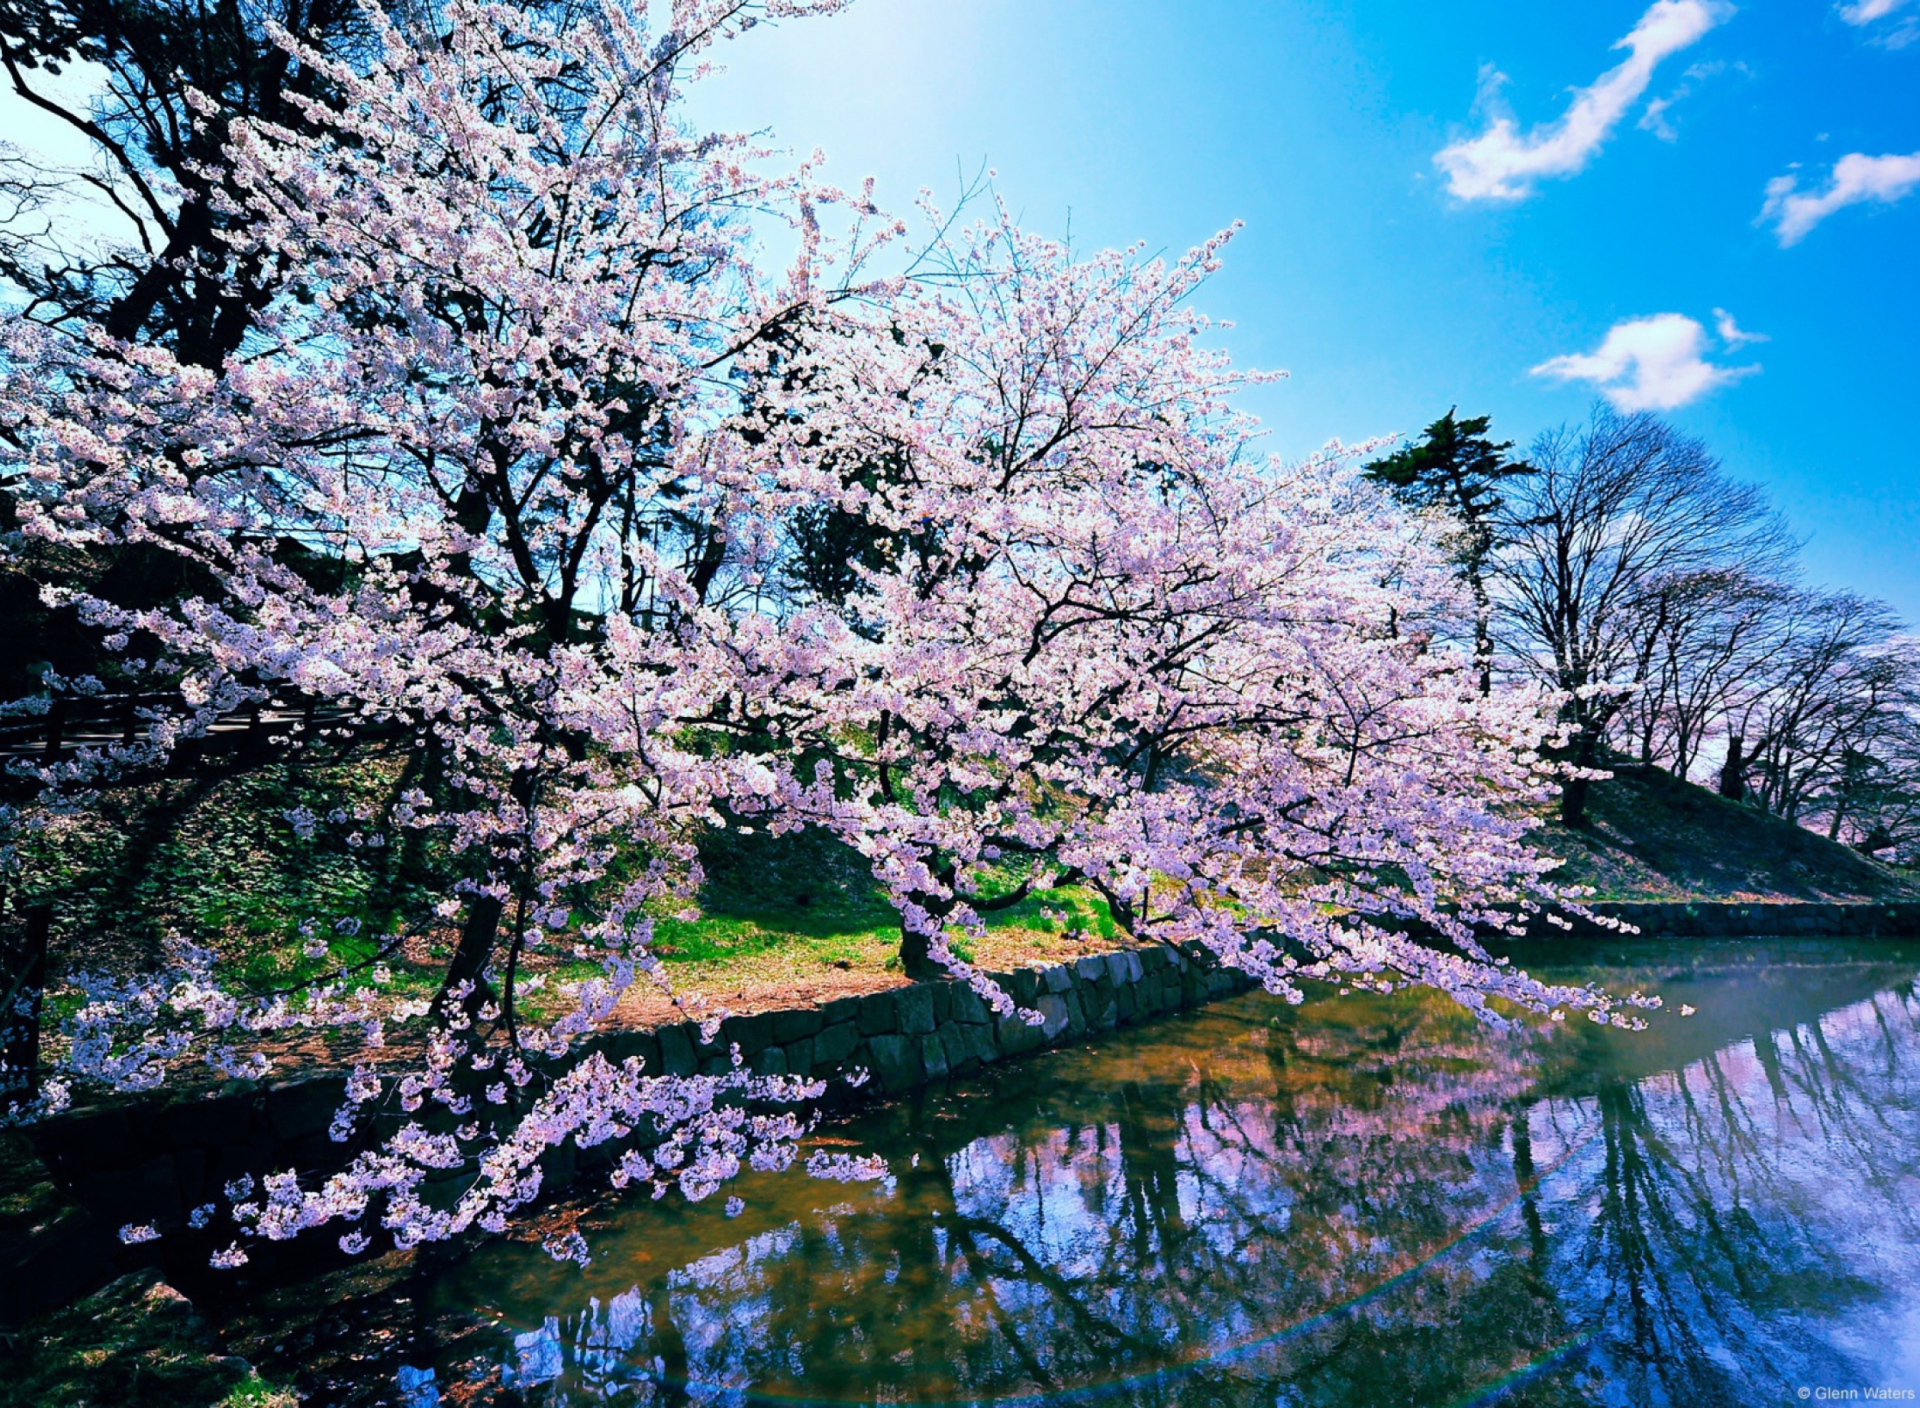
687 0 1919 615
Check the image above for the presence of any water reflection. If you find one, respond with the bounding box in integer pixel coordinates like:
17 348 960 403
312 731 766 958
263 942 1920 1407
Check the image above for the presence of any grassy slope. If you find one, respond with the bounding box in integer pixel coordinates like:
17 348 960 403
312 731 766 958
1532 764 1920 903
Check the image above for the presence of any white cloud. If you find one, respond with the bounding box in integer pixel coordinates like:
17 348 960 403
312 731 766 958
1838 0 1910 24
1531 314 1758 412
1761 151 1920 245
1712 308 1767 347
1839 0 1919 45
1435 0 1730 202
1638 92 1683 141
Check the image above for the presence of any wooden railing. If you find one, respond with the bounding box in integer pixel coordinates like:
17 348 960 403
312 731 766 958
0 691 362 769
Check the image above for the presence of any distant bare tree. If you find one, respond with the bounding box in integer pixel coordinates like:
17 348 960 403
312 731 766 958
1813 721 1920 863
1491 407 1793 824
1724 593 1915 823
1615 568 1790 778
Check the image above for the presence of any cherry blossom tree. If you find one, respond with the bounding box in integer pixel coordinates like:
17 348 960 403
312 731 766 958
0 0 1640 1269
726 209 1617 1017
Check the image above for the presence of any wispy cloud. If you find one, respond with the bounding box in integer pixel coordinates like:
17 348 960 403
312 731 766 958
1637 60 1734 142
1435 0 1730 202
1531 313 1759 411
1637 92 1685 142
1838 0 1918 45
1838 0 1910 24
1713 308 1767 347
1762 152 1920 245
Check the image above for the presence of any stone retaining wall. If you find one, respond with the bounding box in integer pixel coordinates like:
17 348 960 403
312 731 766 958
15 944 1251 1320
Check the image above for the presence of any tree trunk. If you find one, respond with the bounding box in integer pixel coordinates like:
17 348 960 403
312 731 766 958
2 903 52 1106
898 891 953 981
1467 566 1493 698
1717 736 1745 801
1558 729 1603 826
435 894 504 1020
1510 1102 1548 1269
1559 773 1591 827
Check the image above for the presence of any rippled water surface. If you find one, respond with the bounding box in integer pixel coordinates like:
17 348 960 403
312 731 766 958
242 940 1920 1407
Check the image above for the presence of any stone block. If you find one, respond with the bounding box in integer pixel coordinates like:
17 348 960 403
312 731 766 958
282 1134 339 1172
811 1021 861 1068
1007 969 1040 1005
599 1031 660 1073
161 1094 257 1150
1042 964 1074 995
949 984 991 1025
1062 989 1087 1038
897 984 937 1035
0 1207 118 1324
772 1008 824 1043
36 1109 138 1176
938 1024 975 1073
782 1039 813 1078
630 1032 664 1073
76 1155 182 1224
171 1146 209 1204
1114 984 1136 1024
963 1023 1000 1067
996 1012 1047 1055
720 1011 774 1058
930 982 952 1026
821 996 861 1026
751 1046 788 1077
208 1129 276 1183
211 1137 275 1186
1075 954 1109 984
865 1034 922 1091
1087 990 1118 1031
1036 995 1071 1040
266 1078 345 1143
921 1033 952 1081
857 991 900 1036
657 1024 698 1077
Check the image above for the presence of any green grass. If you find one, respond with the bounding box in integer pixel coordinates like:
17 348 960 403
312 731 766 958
621 825 1125 986
218 1376 299 1408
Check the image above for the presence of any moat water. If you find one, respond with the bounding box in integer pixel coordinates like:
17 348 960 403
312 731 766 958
234 938 1920 1407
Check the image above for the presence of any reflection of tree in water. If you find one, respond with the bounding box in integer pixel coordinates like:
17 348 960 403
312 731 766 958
431 994 1580 1407
1525 978 1920 1408
343 966 1920 1408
